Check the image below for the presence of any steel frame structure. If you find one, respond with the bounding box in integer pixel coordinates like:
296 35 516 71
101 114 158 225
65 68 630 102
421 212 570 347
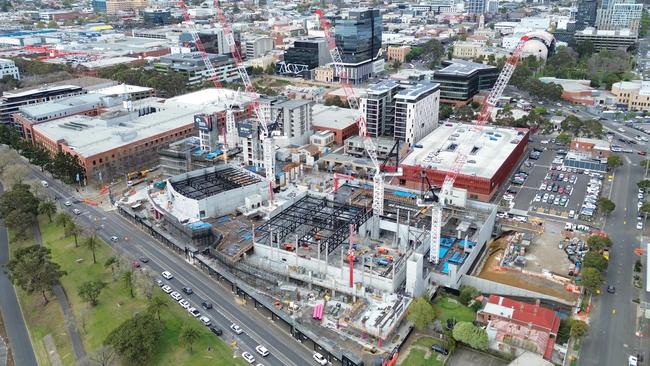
255 195 371 256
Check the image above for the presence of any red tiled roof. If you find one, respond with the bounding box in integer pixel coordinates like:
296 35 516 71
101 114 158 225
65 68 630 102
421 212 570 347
487 295 561 334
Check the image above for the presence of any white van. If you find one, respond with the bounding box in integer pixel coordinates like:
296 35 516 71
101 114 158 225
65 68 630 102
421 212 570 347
41 180 49 188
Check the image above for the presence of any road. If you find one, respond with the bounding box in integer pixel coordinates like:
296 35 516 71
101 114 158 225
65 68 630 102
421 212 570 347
29 169 318 366
0 182 38 366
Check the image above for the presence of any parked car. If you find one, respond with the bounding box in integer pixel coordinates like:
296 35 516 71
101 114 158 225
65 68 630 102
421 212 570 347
210 327 223 336
188 307 200 317
179 299 191 309
161 285 173 294
242 352 256 364
170 292 182 301
199 316 211 326
313 353 328 365
201 300 213 310
256 345 269 357
161 271 173 280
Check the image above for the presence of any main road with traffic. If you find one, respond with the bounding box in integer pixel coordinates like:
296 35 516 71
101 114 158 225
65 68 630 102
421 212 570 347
27 167 319 366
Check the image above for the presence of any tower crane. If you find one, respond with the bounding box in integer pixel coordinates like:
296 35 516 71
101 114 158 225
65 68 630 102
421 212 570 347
316 9 402 287
213 1 276 191
419 35 530 264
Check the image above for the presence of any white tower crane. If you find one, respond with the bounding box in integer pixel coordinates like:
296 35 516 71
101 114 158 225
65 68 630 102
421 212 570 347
419 35 531 264
316 9 402 240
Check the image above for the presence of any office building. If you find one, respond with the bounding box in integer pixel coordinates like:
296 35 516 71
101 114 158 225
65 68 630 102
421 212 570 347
92 0 107 12
596 0 643 32
400 123 529 201
432 60 499 105
178 28 240 56
143 9 173 25
360 80 400 137
466 0 487 15
334 9 384 84
243 36 273 59
387 46 411 63
154 52 239 86
486 0 499 14
311 104 358 145
261 97 314 146
576 0 598 30
393 82 440 145
452 41 485 59
611 80 650 111
106 0 147 16
282 38 330 71
0 59 20 81
574 27 637 50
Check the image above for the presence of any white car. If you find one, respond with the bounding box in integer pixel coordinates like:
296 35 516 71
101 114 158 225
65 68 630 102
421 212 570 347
313 352 328 365
64 201 72 206
533 194 541 202
638 193 645 199
170 292 182 301
255 345 269 357
188 307 200 317
161 285 173 294
230 323 243 334
242 352 256 364
179 299 191 309
637 221 644 230
110 236 119 242
199 316 211 326
630 355 638 366
618 127 626 132
72 208 81 215
161 271 173 280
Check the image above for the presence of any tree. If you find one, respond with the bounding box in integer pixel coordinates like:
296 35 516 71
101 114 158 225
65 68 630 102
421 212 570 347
583 251 608 273
607 155 623 170
7 245 66 304
641 202 650 216
596 197 615 215
570 319 589 339
36 21 46 29
391 60 402 70
2 164 28 187
556 132 572 145
406 297 436 331
5 210 36 239
458 285 479 306
121 270 135 298
440 103 453 120
637 179 650 190
587 235 612 252
89 345 115 366
54 212 73 230
178 323 201 352
455 105 475 122
83 234 100 264
581 267 603 293
147 294 168 321
452 321 488 351
104 256 118 281
66 222 82 247
78 280 106 306
557 318 572 345
0 183 39 219
38 200 57 222
105 312 163 365
47 20 58 28
641 160 650 169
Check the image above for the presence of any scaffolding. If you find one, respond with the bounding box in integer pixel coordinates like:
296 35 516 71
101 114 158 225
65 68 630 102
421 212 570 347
255 195 371 255
170 166 261 200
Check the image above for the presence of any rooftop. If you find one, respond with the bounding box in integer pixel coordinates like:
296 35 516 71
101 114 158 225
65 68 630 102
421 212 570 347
18 93 104 120
366 79 400 95
401 123 528 179
311 104 358 130
435 59 497 77
169 165 261 200
166 88 254 111
395 82 440 100
91 84 154 96
33 99 196 157
483 295 560 333
572 137 610 150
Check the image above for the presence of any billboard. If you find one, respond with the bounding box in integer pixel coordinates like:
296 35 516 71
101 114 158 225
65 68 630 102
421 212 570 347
194 114 213 132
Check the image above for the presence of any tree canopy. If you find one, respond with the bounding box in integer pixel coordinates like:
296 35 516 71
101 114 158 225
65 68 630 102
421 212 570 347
7 245 66 304
0 183 40 238
78 280 106 306
607 155 623 170
452 321 488 351
581 267 603 293
407 297 436 331
596 197 615 215
105 312 163 365
582 251 608 273
586 235 612 252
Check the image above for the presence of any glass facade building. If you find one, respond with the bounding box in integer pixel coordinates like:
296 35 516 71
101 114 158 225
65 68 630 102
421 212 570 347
576 0 598 30
432 60 499 104
334 9 382 64
92 0 107 12
284 41 322 69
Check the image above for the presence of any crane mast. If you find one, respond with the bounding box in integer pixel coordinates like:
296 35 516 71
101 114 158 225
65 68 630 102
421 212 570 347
316 9 402 241
426 36 530 264
213 1 275 187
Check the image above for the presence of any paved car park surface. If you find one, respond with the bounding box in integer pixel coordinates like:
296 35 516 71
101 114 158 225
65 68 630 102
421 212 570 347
447 347 508 366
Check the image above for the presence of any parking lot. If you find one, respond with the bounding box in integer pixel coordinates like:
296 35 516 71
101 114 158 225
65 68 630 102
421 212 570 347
501 139 607 223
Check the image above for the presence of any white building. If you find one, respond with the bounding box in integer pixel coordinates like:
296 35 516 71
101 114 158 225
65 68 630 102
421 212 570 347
244 36 274 59
360 79 400 137
261 97 314 147
0 58 20 81
393 82 440 145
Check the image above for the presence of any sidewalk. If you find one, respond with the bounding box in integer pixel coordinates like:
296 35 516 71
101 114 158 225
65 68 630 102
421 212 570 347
32 224 86 363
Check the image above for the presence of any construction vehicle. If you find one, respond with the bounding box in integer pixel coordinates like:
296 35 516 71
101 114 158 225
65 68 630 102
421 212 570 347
127 169 150 181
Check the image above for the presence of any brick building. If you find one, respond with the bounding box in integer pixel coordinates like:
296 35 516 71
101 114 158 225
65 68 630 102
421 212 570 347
570 137 611 158
387 46 411 63
476 295 561 360
311 104 359 145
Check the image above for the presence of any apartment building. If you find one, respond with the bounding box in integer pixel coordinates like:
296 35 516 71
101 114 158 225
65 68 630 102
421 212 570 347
0 59 19 81
611 80 650 110
360 80 400 137
393 82 440 145
243 36 273 59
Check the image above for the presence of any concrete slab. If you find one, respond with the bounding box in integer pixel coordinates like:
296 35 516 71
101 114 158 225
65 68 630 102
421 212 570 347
447 346 508 366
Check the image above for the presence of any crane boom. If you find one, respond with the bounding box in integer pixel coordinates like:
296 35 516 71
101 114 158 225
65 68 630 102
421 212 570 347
428 36 530 264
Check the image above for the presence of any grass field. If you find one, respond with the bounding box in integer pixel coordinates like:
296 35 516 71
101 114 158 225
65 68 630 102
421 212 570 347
400 348 443 366
8 230 75 366
433 296 476 323
13 216 244 365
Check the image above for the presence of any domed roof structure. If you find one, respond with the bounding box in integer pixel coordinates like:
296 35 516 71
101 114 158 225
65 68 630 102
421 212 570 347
521 31 556 60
